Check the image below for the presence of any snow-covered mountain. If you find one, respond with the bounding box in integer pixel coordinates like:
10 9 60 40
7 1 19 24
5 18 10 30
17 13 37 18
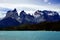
33 10 60 22
5 8 18 19
4 9 60 24
34 10 45 23
42 10 60 22
19 10 35 24
0 8 60 27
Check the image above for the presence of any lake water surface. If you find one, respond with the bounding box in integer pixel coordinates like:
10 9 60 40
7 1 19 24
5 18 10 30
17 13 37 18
0 31 60 40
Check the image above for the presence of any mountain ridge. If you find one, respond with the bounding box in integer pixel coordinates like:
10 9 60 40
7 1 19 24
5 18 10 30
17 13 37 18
0 8 60 27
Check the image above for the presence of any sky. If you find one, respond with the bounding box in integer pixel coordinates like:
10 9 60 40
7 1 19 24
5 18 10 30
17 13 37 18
0 0 60 11
0 0 60 10
0 0 60 18
0 0 60 4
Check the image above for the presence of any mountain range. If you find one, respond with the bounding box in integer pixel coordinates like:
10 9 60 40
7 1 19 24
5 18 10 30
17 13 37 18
0 8 60 27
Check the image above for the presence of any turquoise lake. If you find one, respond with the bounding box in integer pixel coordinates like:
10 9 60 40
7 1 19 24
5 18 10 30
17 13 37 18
0 31 60 40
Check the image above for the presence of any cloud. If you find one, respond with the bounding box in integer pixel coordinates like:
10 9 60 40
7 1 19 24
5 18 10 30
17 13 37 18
44 0 51 5
0 3 60 11
44 0 48 3
48 2 51 5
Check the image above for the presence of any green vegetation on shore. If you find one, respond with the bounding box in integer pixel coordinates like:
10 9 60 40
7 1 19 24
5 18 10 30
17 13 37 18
0 21 60 31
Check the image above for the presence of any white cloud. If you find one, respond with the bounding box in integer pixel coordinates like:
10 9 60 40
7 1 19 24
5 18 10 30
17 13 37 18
48 2 51 5
44 0 48 3
0 3 60 11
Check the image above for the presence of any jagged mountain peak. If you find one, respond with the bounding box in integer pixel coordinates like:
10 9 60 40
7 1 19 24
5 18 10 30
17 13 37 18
20 10 26 14
5 8 18 19
1 9 60 27
12 8 17 12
